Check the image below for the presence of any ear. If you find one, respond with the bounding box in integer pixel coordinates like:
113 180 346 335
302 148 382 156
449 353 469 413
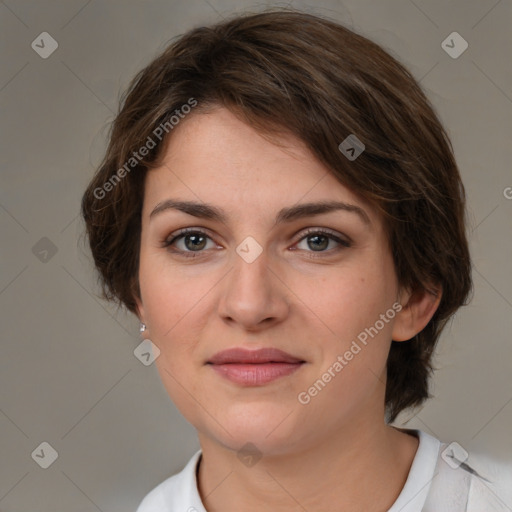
131 277 145 323
134 295 146 325
392 284 442 342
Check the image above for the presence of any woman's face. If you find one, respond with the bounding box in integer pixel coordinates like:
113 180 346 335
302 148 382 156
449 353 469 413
136 107 406 454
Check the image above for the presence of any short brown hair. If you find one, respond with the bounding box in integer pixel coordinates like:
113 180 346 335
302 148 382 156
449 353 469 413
81 9 472 423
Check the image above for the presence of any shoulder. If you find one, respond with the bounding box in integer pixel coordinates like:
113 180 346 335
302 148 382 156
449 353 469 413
465 450 512 511
424 437 512 511
136 450 203 512
390 429 512 512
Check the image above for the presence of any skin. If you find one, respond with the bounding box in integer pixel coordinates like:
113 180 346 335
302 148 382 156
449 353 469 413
136 106 441 512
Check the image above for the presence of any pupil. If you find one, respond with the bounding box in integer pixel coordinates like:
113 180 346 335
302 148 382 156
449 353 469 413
309 235 328 251
186 234 206 251
183 234 328 252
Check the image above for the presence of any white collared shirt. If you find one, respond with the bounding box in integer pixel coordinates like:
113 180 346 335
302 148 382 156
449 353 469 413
136 429 512 512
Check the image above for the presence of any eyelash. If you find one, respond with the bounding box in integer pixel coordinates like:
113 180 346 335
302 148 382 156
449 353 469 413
161 227 351 259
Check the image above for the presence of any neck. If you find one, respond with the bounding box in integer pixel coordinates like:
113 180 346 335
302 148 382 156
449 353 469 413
196 420 419 512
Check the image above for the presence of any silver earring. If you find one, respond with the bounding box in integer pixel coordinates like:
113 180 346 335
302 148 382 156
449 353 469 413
139 323 146 333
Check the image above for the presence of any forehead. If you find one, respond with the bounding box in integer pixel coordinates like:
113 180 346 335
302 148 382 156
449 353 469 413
142 107 379 227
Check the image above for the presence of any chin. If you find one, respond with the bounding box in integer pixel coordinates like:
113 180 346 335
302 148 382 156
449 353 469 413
201 401 303 454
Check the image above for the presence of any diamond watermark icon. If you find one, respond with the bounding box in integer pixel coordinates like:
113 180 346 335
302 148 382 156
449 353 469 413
31 442 58 469
441 441 469 469
31 32 59 59
237 442 262 467
441 32 468 59
32 237 58 263
236 236 263 263
134 339 161 366
339 134 365 161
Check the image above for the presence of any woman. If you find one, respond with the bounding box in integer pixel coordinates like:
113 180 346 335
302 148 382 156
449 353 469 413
81 9 509 511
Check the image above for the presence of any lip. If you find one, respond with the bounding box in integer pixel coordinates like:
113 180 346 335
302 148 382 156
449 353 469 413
207 347 304 365
207 348 305 386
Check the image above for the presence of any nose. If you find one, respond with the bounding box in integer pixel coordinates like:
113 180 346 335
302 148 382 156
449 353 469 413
217 247 290 331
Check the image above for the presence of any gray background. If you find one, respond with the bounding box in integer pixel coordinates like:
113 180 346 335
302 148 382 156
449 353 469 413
1 0 511 511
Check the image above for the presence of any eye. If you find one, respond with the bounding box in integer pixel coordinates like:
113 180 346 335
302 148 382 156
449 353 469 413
162 227 351 259
162 228 218 258
293 228 351 257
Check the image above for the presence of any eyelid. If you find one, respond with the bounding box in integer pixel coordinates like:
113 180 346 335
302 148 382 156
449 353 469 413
161 227 220 250
162 226 352 255
293 227 351 246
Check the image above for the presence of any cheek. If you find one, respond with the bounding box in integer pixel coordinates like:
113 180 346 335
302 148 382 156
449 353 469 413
292 258 396 398
143 283 206 420
299 276 395 415
139 250 212 339
293 262 394 345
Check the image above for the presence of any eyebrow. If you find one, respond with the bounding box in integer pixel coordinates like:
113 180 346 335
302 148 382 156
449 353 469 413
149 199 371 226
